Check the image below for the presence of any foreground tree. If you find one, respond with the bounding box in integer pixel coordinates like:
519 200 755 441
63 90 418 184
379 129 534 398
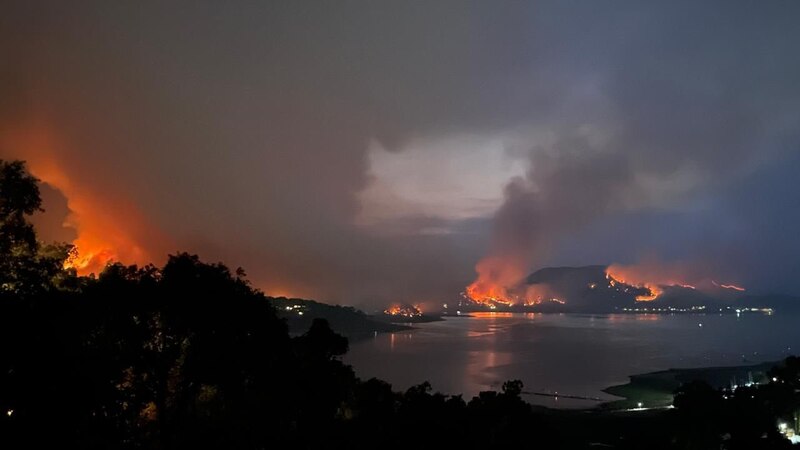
0 159 74 297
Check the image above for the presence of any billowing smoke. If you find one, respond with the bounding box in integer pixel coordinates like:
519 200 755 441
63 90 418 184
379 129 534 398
467 132 639 303
2 2 800 307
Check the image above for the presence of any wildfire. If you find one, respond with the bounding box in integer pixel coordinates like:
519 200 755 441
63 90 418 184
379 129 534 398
384 304 423 318
713 281 746 292
2 124 163 275
463 255 532 306
634 284 662 302
464 283 516 306
605 267 664 302
63 244 119 273
606 263 744 302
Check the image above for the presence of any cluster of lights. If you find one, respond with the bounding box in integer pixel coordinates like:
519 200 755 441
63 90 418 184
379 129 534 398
732 307 773 315
721 377 800 443
621 306 707 313
283 304 305 316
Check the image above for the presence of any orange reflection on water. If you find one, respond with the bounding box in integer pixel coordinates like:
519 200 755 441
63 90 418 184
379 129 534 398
465 349 513 393
608 313 663 323
470 312 515 319
634 314 662 322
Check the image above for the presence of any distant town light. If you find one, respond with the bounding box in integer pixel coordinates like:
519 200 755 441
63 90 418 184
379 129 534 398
637 402 643 408
5 409 12 417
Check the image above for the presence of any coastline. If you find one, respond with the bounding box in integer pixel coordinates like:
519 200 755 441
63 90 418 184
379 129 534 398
599 360 777 410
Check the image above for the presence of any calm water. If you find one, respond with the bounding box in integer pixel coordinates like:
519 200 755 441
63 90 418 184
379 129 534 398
344 312 800 408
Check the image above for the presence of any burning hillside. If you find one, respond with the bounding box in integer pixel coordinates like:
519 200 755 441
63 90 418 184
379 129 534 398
1 125 163 275
384 304 423 318
461 265 749 313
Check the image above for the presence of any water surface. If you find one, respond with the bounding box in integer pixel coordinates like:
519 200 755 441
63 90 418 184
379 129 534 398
344 312 799 408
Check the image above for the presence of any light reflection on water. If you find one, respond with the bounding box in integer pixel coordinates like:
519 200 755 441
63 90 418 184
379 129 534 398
343 312 800 408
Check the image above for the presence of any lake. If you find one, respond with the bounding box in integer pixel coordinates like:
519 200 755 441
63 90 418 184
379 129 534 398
344 312 800 408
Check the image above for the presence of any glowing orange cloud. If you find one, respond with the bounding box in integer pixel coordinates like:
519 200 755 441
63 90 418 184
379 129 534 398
1 123 165 275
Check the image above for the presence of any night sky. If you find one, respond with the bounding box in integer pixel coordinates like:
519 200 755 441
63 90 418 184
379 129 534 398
2 1 799 306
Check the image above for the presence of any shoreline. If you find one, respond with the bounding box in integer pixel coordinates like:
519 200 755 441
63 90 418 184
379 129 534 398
598 360 777 410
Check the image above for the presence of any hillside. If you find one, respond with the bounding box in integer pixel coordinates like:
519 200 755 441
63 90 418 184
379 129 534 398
462 265 798 314
268 297 410 340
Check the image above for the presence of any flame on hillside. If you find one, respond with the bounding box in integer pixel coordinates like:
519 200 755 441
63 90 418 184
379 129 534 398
604 267 664 302
464 255 526 305
463 256 556 307
384 304 423 317
606 263 745 302
2 125 160 274
713 281 746 292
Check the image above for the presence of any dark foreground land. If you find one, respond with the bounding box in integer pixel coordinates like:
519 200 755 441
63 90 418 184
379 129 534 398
603 361 777 410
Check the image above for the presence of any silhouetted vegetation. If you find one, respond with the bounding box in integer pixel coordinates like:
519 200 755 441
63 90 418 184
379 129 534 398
1 160 799 449
667 360 800 450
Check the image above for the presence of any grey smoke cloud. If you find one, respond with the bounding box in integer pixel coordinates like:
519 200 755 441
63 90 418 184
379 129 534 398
1 1 799 306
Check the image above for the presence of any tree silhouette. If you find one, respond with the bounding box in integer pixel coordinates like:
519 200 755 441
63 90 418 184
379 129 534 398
0 160 74 297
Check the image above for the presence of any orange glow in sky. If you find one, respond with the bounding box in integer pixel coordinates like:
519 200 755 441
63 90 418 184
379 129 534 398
2 124 159 275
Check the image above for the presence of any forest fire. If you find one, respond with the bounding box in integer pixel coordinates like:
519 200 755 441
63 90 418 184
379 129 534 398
463 255 529 306
605 269 663 302
713 281 746 292
384 304 423 318
0 125 171 275
63 244 118 274
1 126 157 275
464 283 515 306
605 263 746 302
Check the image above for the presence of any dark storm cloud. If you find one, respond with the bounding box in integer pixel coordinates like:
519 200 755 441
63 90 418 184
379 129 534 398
1 1 799 304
